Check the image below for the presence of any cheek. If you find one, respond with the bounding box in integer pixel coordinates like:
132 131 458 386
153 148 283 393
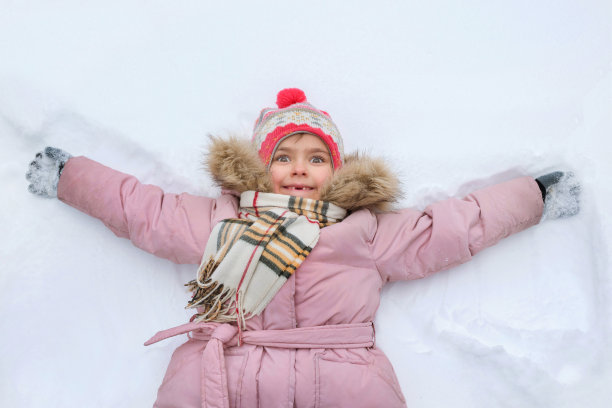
314 168 333 187
269 167 284 193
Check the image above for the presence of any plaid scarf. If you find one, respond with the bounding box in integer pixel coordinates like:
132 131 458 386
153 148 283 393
186 191 346 328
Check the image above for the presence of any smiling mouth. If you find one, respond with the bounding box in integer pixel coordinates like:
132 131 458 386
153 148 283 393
283 186 314 191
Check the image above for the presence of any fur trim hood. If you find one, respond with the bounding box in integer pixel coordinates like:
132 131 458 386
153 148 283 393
205 135 401 212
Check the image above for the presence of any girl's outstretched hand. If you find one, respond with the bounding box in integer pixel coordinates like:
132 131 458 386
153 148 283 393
536 171 581 220
26 147 73 198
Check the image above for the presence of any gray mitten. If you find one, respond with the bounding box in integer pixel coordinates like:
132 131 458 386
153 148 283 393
535 171 581 220
26 147 73 198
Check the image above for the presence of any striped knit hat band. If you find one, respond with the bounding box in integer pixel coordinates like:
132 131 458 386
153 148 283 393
252 88 344 169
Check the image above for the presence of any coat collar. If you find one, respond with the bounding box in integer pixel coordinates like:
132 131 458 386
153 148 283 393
205 135 401 212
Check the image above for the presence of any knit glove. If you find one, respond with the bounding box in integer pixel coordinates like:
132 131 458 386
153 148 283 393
535 171 581 220
26 147 73 198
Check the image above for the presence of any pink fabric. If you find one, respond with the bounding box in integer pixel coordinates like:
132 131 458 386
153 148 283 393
145 321 374 408
57 156 544 407
57 156 238 264
145 321 374 348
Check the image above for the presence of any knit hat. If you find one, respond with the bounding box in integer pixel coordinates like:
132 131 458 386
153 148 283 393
252 88 344 169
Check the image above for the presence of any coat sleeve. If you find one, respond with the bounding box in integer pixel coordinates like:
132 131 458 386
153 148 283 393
370 176 544 282
57 156 239 264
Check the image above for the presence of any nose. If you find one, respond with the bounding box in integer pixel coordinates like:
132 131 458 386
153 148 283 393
291 158 307 176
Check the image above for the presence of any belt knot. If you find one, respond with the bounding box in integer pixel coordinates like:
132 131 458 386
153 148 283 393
210 323 238 343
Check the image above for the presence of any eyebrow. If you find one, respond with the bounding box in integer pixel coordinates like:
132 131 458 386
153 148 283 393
275 147 330 155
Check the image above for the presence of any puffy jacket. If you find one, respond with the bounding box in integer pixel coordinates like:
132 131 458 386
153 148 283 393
57 149 543 407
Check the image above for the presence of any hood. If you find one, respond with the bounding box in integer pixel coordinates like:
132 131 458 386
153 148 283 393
204 135 401 212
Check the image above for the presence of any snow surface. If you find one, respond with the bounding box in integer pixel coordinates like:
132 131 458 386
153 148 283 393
1 1 611 407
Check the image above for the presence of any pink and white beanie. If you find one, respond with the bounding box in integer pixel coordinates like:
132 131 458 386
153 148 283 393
252 88 344 170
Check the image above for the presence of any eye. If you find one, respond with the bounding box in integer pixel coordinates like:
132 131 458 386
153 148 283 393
274 154 290 163
310 156 326 164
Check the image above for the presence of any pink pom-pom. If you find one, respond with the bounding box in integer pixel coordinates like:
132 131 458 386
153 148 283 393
276 88 307 108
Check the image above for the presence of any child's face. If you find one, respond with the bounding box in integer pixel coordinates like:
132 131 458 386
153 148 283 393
269 133 333 200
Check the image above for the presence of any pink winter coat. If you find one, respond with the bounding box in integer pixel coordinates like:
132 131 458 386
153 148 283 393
57 156 543 408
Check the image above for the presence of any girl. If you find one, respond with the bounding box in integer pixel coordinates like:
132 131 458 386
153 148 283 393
26 88 580 407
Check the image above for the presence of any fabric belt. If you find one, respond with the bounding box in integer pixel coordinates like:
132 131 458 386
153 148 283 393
145 321 375 408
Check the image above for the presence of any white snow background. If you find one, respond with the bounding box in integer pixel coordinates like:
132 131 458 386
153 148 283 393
1 1 611 407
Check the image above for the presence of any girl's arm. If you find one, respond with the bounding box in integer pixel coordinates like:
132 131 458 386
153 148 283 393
28 148 238 264
370 176 544 282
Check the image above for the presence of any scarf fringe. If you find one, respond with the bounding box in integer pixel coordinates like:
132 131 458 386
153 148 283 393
186 257 232 322
185 257 254 326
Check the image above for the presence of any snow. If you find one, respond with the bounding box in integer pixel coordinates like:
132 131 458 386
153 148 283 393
1 1 611 407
